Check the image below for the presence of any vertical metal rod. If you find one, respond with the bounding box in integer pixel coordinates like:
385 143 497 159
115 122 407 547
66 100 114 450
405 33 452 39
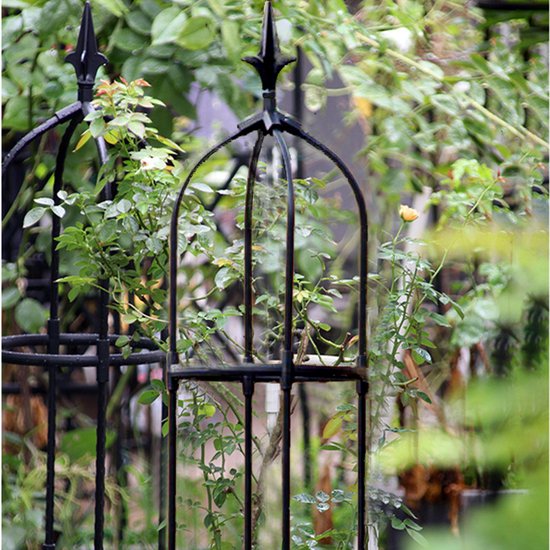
43 352 58 550
272 130 295 366
357 380 367 549
112 310 127 546
94 345 108 550
281 387 292 550
158 396 168 550
168 381 178 550
92 115 111 550
292 48 313 493
43 116 80 550
243 376 255 549
244 132 265 363
273 129 295 550
298 384 311 490
158 359 167 550
158 279 168 550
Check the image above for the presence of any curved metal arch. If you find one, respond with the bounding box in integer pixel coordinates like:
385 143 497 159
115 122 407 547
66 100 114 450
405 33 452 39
168 127 254 361
1 102 83 176
50 116 83 321
244 131 266 363
2 94 115 550
283 122 369 366
280 123 369 548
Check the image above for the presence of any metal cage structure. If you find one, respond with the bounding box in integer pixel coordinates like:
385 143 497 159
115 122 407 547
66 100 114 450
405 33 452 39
1 3 165 549
167 3 369 549
3 1 370 549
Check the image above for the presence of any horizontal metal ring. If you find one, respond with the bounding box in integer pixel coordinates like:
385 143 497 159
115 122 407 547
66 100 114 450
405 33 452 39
2 333 164 367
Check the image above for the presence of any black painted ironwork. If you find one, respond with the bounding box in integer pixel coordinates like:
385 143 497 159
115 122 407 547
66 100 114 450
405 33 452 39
167 2 369 549
1 3 164 549
3 2 370 548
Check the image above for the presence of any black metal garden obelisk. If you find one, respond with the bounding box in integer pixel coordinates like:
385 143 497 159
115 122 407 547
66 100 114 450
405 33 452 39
167 2 369 549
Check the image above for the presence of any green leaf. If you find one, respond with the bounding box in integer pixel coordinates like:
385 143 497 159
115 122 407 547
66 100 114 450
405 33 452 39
74 129 92 151
60 427 115 462
154 134 184 152
3 97 30 131
470 53 491 75
14 298 47 333
97 220 118 243
151 7 187 46
34 197 54 206
140 58 171 75
404 519 423 531
304 85 327 112
2 16 23 49
320 441 346 452
322 415 343 440
213 484 227 507
416 391 432 404
104 130 120 144
2 286 20 309
123 313 138 324
215 266 237 290
151 379 165 392
430 311 451 328
177 16 216 51
406 528 428 546
37 0 72 38
412 347 432 365
115 335 130 347
23 207 46 228
90 117 105 138
293 493 317 504
96 0 128 17
51 205 65 218
221 20 240 60
138 389 159 405
190 182 214 193
391 517 406 530
113 27 145 53
431 94 459 116
198 403 216 417
128 121 146 138
126 10 151 36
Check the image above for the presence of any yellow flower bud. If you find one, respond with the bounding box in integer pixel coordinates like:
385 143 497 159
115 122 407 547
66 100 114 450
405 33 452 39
399 204 419 222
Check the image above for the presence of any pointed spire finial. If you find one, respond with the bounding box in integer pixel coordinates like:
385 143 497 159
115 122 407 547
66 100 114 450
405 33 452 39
243 2 295 94
65 1 108 101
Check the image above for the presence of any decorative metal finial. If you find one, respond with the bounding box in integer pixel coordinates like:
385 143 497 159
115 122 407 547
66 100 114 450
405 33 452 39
243 1 296 94
65 1 108 101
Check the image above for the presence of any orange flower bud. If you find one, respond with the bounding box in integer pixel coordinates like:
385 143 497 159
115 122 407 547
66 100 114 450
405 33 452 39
399 204 419 222
134 78 151 87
